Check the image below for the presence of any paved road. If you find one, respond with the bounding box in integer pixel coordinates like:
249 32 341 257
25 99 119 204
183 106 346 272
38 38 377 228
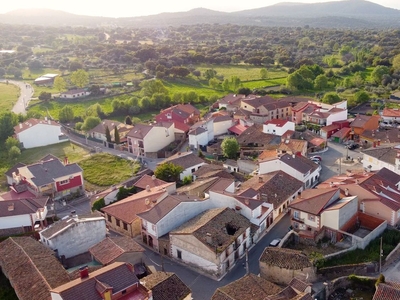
0 79 34 115
141 214 291 300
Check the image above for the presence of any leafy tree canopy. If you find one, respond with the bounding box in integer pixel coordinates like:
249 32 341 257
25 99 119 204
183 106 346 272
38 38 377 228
221 137 240 159
154 162 183 182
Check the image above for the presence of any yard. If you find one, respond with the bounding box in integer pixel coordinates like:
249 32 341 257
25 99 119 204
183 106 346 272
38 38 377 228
0 82 20 111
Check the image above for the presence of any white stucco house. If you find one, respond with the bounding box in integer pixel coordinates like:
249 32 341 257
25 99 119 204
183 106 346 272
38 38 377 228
127 122 175 157
213 115 235 136
188 119 214 149
263 119 295 136
158 152 206 180
169 207 251 277
362 146 400 174
59 89 91 99
14 118 68 149
258 153 321 189
39 213 106 259
0 197 49 234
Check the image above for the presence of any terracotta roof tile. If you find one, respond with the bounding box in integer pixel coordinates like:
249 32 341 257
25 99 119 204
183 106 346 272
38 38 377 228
0 197 48 217
51 262 143 300
241 171 303 209
237 124 281 146
383 108 400 117
0 237 70 300
134 174 168 190
89 237 144 265
373 281 400 300
141 272 191 300
362 147 398 166
289 277 312 293
171 208 250 252
260 247 312 270
160 152 205 169
14 118 60 134
290 188 339 215
212 273 282 300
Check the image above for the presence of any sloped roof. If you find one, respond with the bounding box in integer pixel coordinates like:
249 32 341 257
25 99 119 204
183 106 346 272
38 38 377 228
289 188 339 215
127 123 153 139
40 212 105 239
189 126 207 136
51 262 142 300
240 171 303 209
134 174 168 190
214 115 233 123
14 118 60 134
212 273 282 300
228 123 248 135
332 127 351 138
361 128 400 144
89 237 144 265
362 146 397 166
274 153 318 174
171 207 250 253
0 197 48 217
383 108 400 117
21 157 82 186
279 139 308 154
237 124 281 146
88 119 123 135
376 167 400 186
351 114 374 128
241 95 275 108
160 152 205 169
373 281 400 300
141 272 191 300
265 119 289 127
101 183 172 224
137 194 200 224
218 93 245 105
4 162 26 177
260 247 312 270
0 237 70 300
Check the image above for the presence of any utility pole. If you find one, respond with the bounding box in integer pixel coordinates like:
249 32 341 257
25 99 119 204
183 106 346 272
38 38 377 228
245 249 249 275
379 237 383 273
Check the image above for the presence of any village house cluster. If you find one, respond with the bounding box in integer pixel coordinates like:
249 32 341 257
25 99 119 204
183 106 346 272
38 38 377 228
1 92 400 299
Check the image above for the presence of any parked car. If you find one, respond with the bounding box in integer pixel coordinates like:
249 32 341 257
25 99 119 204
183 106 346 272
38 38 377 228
347 143 359 150
311 158 320 165
269 238 281 247
310 155 322 161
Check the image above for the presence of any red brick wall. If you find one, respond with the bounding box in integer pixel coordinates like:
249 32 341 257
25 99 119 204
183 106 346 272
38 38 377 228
56 175 82 192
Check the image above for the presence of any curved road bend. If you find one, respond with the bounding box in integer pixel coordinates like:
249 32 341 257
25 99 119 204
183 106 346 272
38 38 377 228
0 79 33 115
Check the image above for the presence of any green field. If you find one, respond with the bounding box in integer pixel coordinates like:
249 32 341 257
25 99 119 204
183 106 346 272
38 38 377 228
0 83 20 111
195 65 288 81
163 78 225 98
241 78 287 89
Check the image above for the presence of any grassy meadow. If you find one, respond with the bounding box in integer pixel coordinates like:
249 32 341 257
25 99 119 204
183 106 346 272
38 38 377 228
0 83 20 111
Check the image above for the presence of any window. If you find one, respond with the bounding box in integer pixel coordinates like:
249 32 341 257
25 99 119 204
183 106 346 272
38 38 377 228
59 180 69 185
177 250 182 259
308 214 315 221
191 168 196 173
107 215 112 222
116 219 120 227
123 222 128 230
294 211 300 219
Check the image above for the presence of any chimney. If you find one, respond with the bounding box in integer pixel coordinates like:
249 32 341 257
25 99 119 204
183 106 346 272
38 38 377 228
292 154 295 158
346 170 352 176
345 188 349 196
146 185 151 192
8 203 14 211
258 177 263 183
245 198 250 205
206 233 212 244
19 123 22 129
79 266 89 279
329 182 334 187
356 179 359 185
152 175 156 180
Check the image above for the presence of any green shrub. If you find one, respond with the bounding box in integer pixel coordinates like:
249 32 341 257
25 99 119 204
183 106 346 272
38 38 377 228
92 197 105 212
116 186 137 200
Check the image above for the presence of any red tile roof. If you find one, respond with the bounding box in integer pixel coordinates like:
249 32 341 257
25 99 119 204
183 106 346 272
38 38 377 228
264 119 289 127
290 188 339 215
383 108 400 117
260 247 312 270
141 272 191 300
373 281 400 300
133 174 168 190
14 118 60 134
228 123 247 135
89 237 144 265
0 237 70 300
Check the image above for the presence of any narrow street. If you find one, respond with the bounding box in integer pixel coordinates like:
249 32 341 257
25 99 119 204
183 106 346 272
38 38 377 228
1 79 34 115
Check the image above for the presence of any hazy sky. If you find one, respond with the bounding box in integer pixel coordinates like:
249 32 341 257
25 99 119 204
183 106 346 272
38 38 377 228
1 0 399 18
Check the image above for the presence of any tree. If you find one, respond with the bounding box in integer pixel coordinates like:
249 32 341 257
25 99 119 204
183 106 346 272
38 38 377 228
392 54 400 71
70 69 89 88
154 162 183 182
221 137 239 159
260 68 268 79
209 78 219 89
230 76 241 91
105 126 112 142
322 92 341 104
9 146 21 161
354 90 370 104
204 69 217 80
125 116 132 125
222 79 231 91
38 91 52 101
169 66 190 78
82 116 101 131
140 79 168 97
182 175 192 185
314 74 328 90
371 65 390 85
53 76 67 92
59 105 74 123
114 125 120 144
5 137 20 151
0 113 18 142
69 61 84 72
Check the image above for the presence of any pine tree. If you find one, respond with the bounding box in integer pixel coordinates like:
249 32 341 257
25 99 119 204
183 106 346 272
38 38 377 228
105 126 111 143
114 125 120 144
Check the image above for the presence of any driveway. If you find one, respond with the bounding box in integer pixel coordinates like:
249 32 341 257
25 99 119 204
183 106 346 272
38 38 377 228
1 79 34 115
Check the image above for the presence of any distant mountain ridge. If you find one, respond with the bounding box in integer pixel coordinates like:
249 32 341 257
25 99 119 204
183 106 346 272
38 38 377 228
2 0 400 28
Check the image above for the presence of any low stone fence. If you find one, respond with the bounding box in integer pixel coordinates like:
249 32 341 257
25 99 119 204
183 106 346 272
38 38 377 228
384 242 400 269
318 262 377 281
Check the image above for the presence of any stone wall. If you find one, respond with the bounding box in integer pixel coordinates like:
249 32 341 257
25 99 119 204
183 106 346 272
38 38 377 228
317 262 377 281
384 242 400 269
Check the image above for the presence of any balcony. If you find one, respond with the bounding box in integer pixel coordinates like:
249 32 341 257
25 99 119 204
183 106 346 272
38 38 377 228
292 215 305 223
